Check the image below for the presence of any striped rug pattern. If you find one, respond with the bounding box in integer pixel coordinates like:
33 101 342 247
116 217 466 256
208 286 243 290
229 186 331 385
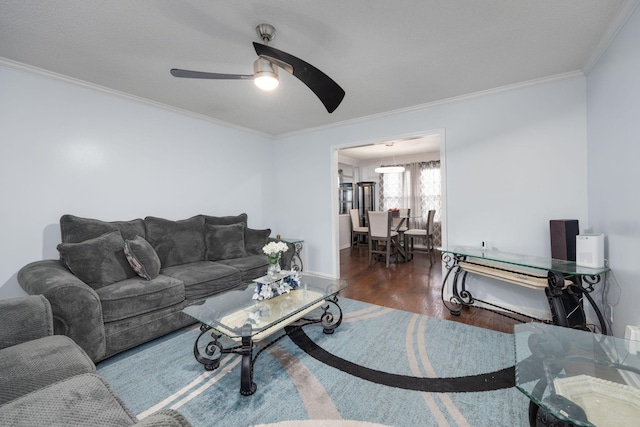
97 298 528 426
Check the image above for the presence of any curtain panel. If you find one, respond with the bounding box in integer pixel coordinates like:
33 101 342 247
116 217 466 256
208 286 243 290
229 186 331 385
379 160 441 241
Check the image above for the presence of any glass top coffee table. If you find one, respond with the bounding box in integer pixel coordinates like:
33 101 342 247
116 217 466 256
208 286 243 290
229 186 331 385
183 271 349 395
514 322 640 426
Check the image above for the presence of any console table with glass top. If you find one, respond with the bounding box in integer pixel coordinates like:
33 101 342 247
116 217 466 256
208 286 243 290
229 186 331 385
439 246 610 333
182 272 348 395
515 322 640 427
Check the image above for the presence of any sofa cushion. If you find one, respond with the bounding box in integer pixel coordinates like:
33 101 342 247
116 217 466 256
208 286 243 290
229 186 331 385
57 230 137 289
124 236 161 280
161 261 242 300
144 216 205 268
60 214 145 243
205 222 247 261
216 254 269 282
0 335 95 405
95 275 185 323
0 373 137 426
244 227 271 255
103 303 194 359
203 213 247 226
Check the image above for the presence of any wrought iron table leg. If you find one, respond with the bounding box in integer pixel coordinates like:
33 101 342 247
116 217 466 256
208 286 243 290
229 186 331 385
441 253 478 316
441 263 468 315
239 333 256 396
320 295 343 334
193 323 257 395
193 324 223 370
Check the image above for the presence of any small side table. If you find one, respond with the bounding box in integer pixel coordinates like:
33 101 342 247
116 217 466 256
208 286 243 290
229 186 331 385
279 237 304 271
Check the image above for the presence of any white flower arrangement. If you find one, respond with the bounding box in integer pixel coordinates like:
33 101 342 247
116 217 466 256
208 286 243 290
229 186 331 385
263 241 289 278
262 241 289 256
252 270 301 301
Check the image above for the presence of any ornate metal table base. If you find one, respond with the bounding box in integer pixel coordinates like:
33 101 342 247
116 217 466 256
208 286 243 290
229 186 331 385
192 296 343 395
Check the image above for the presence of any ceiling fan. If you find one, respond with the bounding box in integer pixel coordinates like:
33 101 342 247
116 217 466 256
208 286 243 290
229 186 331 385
170 24 345 113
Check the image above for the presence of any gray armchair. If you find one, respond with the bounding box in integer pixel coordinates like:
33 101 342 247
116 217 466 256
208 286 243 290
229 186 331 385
0 295 192 427
0 295 96 406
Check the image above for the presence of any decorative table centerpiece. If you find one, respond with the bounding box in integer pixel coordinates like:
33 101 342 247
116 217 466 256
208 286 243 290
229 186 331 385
252 270 301 301
263 241 289 279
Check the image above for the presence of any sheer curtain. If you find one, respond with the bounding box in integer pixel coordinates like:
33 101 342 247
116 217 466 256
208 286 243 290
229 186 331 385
419 161 441 222
380 160 441 233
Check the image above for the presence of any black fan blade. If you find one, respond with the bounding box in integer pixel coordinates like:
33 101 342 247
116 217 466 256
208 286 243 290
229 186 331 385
253 43 345 113
170 69 253 80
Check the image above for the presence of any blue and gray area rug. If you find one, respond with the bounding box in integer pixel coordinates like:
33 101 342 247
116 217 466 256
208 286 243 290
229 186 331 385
97 298 528 426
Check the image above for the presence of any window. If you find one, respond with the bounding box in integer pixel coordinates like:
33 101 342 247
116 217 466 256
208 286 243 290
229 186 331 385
380 161 441 225
419 162 441 223
381 170 405 210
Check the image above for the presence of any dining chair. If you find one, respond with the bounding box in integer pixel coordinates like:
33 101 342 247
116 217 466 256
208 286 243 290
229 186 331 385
403 209 435 263
367 211 400 267
350 209 368 248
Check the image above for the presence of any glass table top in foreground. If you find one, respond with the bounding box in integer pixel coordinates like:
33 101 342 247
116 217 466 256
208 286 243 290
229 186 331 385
183 273 349 340
514 322 640 427
438 245 610 276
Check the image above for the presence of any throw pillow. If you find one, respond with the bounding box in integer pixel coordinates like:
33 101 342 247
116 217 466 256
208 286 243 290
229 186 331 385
124 236 161 280
57 230 136 289
205 222 247 261
244 227 271 255
203 213 248 226
144 215 206 267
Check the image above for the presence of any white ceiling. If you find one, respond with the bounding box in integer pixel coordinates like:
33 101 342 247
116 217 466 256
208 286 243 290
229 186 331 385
0 1 635 137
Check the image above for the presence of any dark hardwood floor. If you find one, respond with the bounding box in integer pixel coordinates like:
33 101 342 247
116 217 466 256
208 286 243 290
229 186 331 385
339 246 521 334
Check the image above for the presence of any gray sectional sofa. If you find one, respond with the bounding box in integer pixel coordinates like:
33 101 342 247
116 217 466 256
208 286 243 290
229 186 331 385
18 213 293 362
0 295 191 426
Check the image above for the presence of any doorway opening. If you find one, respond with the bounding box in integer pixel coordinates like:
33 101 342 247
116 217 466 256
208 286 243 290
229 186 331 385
332 130 447 277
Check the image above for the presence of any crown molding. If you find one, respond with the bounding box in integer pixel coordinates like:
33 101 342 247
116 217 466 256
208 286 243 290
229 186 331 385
0 57 273 139
278 71 585 139
583 0 640 74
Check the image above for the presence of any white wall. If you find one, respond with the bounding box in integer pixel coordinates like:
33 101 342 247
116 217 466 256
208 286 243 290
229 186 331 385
587 5 640 337
272 76 588 317
0 65 273 299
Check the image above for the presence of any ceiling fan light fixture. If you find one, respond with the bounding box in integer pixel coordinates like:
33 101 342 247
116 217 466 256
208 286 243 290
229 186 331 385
169 23 344 112
254 58 279 91
375 166 405 173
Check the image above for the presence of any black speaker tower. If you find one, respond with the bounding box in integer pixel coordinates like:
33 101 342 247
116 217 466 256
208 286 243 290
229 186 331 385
550 219 579 261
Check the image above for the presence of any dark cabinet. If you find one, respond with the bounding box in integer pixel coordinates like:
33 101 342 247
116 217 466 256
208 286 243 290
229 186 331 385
338 183 353 215
357 181 376 226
